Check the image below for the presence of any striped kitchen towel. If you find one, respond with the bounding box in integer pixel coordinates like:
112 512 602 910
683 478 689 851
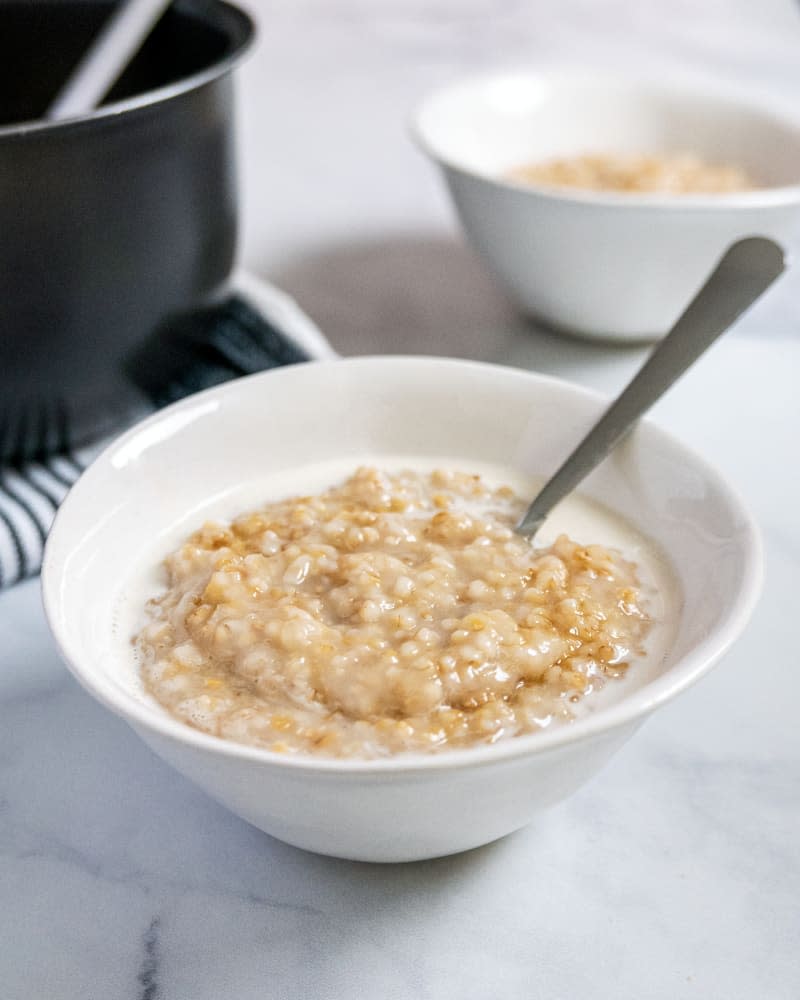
0 290 330 590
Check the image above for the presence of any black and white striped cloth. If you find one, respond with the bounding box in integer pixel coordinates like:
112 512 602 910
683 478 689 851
0 293 317 590
0 449 96 590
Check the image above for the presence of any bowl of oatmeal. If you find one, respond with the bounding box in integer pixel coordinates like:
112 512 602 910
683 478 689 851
42 357 761 861
412 71 800 340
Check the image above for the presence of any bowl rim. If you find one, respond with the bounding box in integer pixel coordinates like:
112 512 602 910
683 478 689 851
0 0 255 139
42 356 763 775
410 68 800 210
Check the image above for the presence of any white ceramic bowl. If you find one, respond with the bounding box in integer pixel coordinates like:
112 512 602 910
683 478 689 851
412 71 800 341
43 357 761 862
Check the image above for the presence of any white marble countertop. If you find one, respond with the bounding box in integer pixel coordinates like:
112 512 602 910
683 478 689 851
2 2 799 997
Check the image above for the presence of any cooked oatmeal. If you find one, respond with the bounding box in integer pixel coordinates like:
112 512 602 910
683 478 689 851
136 468 652 757
508 152 753 194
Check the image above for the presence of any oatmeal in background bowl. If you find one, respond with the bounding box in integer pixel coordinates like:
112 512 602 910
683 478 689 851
136 465 665 759
508 152 754 195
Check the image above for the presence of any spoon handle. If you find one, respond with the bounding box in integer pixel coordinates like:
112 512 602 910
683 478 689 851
47 0 172 121
517 236 786 538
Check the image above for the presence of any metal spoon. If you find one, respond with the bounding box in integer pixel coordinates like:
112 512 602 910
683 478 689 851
517 236 786 540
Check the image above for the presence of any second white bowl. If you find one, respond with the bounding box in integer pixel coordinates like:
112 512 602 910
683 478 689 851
413 71 800 341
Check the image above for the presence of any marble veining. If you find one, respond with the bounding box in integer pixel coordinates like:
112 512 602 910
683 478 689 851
2 0 799 997
137 917 161 1000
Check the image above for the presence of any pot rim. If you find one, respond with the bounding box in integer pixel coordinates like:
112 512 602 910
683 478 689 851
0 0 255 139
